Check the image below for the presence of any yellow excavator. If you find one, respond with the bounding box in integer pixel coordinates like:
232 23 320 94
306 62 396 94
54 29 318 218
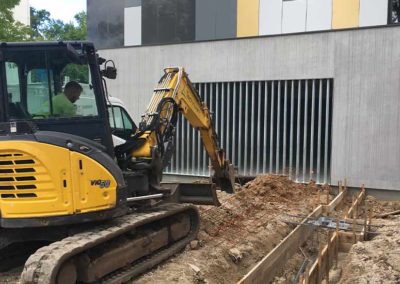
0 41 235 283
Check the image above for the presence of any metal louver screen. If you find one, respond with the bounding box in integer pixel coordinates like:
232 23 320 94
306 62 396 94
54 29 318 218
165 79 333 184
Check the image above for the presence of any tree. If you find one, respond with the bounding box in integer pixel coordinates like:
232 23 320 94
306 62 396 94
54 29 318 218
30 7 50 40
30 8 87 41
0 0 31 41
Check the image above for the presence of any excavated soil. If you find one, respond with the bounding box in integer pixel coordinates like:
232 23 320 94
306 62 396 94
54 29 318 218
0 175 328 284
336 201 400 284
134 175 327 284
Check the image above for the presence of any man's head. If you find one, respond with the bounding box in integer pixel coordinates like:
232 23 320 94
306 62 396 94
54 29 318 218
64 81 83 103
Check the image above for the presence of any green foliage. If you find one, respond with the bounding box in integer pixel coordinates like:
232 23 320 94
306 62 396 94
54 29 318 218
0 2 86 42
30 7 50 40
0 0 31 41
61 64 89 84
30 8 87 41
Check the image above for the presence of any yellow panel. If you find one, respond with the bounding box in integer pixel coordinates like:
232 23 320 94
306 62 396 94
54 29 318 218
332 0 360 29
237 0 259 37
0 141 74 218
70 152 117 214
0 141 117 219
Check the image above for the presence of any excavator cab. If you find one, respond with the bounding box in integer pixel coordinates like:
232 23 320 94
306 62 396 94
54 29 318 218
0 42 115 156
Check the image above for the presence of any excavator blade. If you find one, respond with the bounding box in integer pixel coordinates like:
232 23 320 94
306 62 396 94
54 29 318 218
161 182 221 206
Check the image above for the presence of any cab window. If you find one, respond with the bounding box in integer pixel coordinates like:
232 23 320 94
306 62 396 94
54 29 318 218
108 106 136 140
3 49 100 120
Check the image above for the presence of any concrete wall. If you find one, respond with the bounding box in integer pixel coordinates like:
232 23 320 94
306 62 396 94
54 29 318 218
100 26 400 191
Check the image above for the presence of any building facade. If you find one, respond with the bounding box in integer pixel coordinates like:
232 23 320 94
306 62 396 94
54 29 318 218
88 0 400 192
88 0 399 49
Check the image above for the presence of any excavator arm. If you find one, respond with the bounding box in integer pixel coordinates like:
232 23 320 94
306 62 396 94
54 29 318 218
115 67 235 193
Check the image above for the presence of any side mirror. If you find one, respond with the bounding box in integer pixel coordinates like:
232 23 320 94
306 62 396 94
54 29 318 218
101 66 117 79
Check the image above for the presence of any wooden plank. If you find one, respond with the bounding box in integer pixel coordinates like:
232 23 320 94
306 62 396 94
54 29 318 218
347 188 365 218
238 182 353 284
323 189 346 213
307 232 338 283
376 209 400 218
238 205 323 284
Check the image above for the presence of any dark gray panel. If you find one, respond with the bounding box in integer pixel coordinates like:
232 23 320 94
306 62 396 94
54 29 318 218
125 0 141 7
87 0 125 49
195 0 216 41
142 0 195 45
215 0 237 39
196 0 237 41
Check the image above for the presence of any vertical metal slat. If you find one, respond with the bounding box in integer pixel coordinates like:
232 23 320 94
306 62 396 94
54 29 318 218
283 81 288 175
263 81 268 173
244 82 249 175
232 83 237 166
202 84 208 175
238 82 243 175
256 81 262 174
289 80 295 178
276 81 281 174
227 83 231 162
197 83 202 175
310 79 316 180
302 81 309 182
295 80 301 181
221 83 225 150
317 80 323 182
250 82 255 175
269 81 274 173
324 80 331 183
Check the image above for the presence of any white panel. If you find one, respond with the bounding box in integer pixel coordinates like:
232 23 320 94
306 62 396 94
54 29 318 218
259 0 283 35
360 0 388 27
12 0 30 25
124 7 141 46
306 0 332 31
282 0 307 34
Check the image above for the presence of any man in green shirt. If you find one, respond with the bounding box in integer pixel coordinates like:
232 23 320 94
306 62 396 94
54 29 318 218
52 81 83 116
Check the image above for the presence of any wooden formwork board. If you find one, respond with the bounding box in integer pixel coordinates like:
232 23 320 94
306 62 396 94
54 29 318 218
238 182 366 284
238 205 323 284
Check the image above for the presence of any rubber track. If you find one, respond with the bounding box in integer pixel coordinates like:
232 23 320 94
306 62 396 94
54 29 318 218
20 203 199 284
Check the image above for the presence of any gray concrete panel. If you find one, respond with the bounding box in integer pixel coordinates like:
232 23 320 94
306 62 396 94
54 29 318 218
195 0 236 41
99 26 400 191
195 0 215 41
331 28 400 191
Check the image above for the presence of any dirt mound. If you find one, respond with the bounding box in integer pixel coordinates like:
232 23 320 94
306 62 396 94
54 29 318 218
339 216 400 283
135 175 326 284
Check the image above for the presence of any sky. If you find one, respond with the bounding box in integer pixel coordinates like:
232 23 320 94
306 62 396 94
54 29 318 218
30 0 86 23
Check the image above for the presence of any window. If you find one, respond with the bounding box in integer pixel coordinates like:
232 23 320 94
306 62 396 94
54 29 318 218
5 62 29 119
108 106 123 129
27 68 55 117
61 64 98 117
390 0 400 24
5 62 21 103
108 106 136 140
4 48 100 120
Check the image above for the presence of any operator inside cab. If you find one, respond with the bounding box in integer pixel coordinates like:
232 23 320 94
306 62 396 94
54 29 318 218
52 81 83 116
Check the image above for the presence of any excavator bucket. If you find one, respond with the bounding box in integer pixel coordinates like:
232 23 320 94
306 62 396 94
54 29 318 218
212 162 236 194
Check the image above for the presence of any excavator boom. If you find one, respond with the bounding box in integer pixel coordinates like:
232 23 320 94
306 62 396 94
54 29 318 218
122 67 235 193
